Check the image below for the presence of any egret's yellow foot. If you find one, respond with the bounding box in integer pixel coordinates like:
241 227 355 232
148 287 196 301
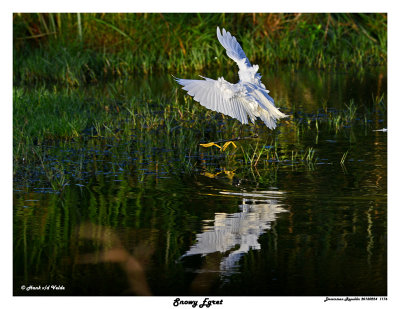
199 142 222 149
202 171 223 179
221 141 237 152
200 141 237 152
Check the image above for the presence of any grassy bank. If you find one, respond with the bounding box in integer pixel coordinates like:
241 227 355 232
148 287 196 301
14 13 386 86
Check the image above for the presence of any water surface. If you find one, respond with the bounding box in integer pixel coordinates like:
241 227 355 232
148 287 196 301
13 67 387 296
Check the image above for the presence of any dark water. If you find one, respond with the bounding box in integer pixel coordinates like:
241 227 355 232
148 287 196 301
13 68 387 296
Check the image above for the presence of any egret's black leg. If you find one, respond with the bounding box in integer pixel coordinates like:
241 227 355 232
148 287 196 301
239 125 244 139
254 123 259 138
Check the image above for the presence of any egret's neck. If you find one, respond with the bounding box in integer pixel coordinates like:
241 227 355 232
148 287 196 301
238 64 262 85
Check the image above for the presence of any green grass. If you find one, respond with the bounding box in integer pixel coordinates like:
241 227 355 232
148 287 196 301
13 13 387 86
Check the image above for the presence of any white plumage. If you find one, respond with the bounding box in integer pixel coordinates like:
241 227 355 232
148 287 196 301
175 27 287 129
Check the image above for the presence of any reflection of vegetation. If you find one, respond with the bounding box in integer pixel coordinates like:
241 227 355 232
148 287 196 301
13 156 387 295
14 13 386 85
14 174 205 295
76 223 152 295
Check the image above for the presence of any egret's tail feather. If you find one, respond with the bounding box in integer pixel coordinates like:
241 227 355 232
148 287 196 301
258 107 287 129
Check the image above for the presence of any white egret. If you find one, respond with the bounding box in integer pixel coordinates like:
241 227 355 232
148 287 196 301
175 27 287 150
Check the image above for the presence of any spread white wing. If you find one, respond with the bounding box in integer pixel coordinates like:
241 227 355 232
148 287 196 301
174 27 288 129
217 27 251 68
175 76 255 124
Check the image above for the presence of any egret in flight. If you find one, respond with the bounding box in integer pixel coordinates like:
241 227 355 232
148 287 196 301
175 27 287 150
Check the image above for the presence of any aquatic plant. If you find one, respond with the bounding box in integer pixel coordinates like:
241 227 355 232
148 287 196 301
13 74 386 190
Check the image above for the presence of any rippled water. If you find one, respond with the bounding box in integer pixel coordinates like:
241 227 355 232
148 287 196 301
13 68 387 296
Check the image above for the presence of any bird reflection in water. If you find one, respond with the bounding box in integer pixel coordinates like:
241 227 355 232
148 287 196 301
180 190 287 281
75 190 286 295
